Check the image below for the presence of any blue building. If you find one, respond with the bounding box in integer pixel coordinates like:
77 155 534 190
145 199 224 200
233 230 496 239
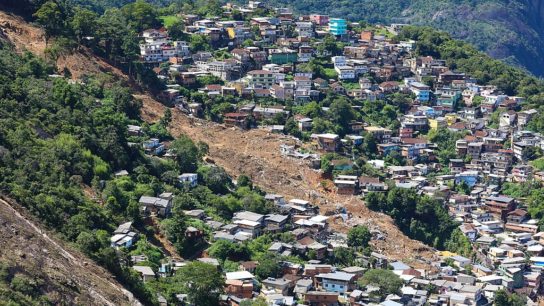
329 18 347 36
409 82 431 103
377 143 400 156
455 171 479 188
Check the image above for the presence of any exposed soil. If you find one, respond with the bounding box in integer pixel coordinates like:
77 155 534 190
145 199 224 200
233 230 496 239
138 95 437 267
0 196 141 305
0 10 437 267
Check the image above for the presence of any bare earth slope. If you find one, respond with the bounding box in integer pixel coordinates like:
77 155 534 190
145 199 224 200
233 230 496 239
139 95 436 266
0 197 141 305
0 10 435 266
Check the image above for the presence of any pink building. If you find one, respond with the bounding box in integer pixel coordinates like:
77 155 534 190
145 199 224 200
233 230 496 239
310 14 329 26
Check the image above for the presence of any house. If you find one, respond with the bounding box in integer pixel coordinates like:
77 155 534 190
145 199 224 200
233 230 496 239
379 81 399 93
450 255 471 268
304 291 339 306
314 133 340 152
262 277 292 295
139 195 172 217
110 221 138 249
233 219 262 238
499 111 516 129
268 48 298 64
454 171 479 188
178 173 198 187
133 266 155 282
226 271 256 284
295 22 314 38
265 214 290 232
296 117 313 131
223 112 249 129
506 209 527 224
310 14 329 26
225 279 253 299
234 211 265 224
304 264 333 277
334 175 359 195
328 18 347 36
294 278 313 298
239 261 258 273
127 125 142 136
484 195 516 221
247 70 276 88
409 82 431 102
143 138 165 155
335 66 355 80
316 272 356 294
459 223 477 241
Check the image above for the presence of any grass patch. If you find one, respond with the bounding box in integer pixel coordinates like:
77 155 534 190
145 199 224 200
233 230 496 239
160 15 181 28
323 68 338 80
342 81 360 90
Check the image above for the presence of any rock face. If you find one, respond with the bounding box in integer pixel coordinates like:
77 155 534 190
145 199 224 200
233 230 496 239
267 0 544 76
0 197 140 305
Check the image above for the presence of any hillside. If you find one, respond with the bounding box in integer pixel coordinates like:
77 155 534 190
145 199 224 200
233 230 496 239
267 0 544 76
138 95 436 265
0 8 434 266
1 1 543 304
0 196 140 305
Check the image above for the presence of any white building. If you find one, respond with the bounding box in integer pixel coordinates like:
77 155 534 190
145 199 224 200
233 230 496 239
335 66 355 80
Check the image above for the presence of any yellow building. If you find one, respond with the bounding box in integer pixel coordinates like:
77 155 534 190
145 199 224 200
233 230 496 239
428 117 447 130
226 28 236 39
445 113 458 126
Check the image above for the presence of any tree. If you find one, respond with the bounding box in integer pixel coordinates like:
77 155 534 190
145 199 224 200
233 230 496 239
240 297 268 306
347 226 371 249
168 20 186 41
10 274 39 297
190 34 211 52
522 146 542 161
444 228 473 257
237 175 253 188
358 269 403 295
70 8 98 44
328 97 355 136
174 261 225 306
196 0 223 17
170 135 200 173
33 1 65 41
359 133 377 158
321 34 340 55
331 247 355 266
494 289 526 306
455 181 470 195
254 254 282 280
208 240 250 261
198 166 232 194
364 191 386 211
121 0 161 32
161 214 187 253
76 231 101 256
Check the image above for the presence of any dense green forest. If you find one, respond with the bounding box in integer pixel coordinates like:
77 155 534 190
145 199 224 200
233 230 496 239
0 43 159 303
